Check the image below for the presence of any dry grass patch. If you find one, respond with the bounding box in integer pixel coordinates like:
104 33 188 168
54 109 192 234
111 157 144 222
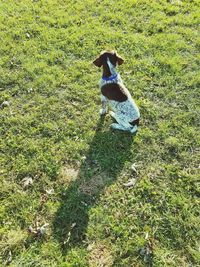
79 172 110 196
0 228 28 254
58 165 79 186
88 241 114 267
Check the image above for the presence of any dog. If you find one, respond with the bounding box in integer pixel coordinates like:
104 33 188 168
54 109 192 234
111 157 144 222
93 50 140 133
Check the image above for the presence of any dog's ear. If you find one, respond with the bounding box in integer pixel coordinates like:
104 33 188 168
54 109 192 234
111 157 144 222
93 56 103 67
116 52 124 65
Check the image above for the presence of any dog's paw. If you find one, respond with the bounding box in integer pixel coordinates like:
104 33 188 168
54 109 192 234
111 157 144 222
109 111 116 118
99 108 107 116
130 125 138 134
111 123 122 130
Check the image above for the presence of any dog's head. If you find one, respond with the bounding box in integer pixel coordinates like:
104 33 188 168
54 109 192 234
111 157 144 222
93 50 124 68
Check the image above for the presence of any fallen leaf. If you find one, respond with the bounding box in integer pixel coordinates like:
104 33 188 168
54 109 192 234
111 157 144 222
71 222 76 229
22 177 33 188
27 87 33 93
145 232 149 240
28 226 37 235
131 163 138 174
1 101 10 108
45 188 54 195
5 251 12 266
28 223 49 236
123 178 137 187
38 223 49 235
81 201 88 207
87 242 95 251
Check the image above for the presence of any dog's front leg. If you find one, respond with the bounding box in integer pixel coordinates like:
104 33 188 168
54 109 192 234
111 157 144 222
100 95 108 116
109 111 116 119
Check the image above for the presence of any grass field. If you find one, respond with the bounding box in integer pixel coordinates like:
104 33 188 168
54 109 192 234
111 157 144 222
0 0 200 266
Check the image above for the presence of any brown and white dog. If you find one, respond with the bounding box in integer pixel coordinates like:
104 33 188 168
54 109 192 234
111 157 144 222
93 50 140 133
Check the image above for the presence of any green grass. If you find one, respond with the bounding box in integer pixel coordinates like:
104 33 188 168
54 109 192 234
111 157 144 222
0 0 200 266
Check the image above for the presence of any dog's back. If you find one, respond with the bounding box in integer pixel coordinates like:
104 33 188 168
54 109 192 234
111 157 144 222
101 83 128 102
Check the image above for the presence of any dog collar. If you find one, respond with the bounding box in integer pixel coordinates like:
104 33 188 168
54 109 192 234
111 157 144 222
102 74 118 81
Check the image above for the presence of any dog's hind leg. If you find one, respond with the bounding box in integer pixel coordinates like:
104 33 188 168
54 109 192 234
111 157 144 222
111 122 137 133
111 114 138 133
111 123 128 131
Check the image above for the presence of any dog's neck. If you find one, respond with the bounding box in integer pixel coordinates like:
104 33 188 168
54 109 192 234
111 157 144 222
102 58 118 78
